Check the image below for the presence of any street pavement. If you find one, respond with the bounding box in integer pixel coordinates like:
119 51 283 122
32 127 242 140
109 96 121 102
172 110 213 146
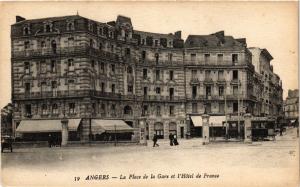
1 127 299 187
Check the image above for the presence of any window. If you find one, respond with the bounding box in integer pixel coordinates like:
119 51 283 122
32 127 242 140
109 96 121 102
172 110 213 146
218 70 224 80
112 84 115 93
219 86 224 96
205 70 211 80
51 60 56 72
219 103 225 113
233 102 238 113
204 54 210 63
191 54 196 61
68 59 74 70
99 27 103 35
51 40 57 53
154 40 159 46
24 41 30 49
142 51 146 60
143 69 148 80
156 87 161 94
100 63 105 73
40 61 47 73
142 105 148 116
42 104 48 115
156 105 161 116
156 70 160 80
127 66 133 74
101 104 106 115
25 104 31 116
111 45 114 52
233 70 238 80
24 27 29 35
52 81 57 92
192 103 198 113
232 54 238 64
217 54 223 64
155 53 159 64
91 60 95 68
41 82 47 93
24 62 30 74
25 83 30 95
125 48 130 56
169 88 174 99
206 86 211 97
68 80 75 90
52 104 58 115
233 86 238 95
101 82 105 92
169 70 174 80
111 64 115 73
41 41 46 48
168 53 173 61
206 103 211 113
67 22 74 31
45 24 51 32
192 70 197 79
124 106 132 115
69 103 75 114
141 39 146 45
191 86 199 99
143 87 148 96
169 106 175 116
128 85 133 93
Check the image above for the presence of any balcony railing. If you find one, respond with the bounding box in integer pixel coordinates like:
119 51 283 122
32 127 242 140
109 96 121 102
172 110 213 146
12 46 120 61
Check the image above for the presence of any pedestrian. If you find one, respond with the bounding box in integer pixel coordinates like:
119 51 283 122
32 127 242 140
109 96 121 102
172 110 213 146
173 134 179 146
48 134 52 148
280 127 283 136
152 134 159 147
169 133 174 146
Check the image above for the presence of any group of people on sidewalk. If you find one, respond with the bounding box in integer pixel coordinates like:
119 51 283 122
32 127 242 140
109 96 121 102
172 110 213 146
152 133 179 147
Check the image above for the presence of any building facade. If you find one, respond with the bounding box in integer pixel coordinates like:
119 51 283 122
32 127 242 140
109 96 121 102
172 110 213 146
11 15 283 142
1 103 13 137
284 89 299 121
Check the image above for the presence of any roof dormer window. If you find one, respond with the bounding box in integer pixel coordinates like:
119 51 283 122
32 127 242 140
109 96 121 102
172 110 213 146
44 22 53 33
23 26 30 35
66 21 75 31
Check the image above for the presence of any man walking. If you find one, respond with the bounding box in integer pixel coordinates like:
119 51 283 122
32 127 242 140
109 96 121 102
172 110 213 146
169 133 174 146
152 134 159 147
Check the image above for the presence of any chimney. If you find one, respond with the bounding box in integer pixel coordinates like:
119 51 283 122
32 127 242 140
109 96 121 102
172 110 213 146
16 16 26 23
174 31 181 39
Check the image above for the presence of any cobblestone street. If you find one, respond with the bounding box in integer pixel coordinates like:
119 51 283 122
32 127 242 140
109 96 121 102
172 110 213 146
1 127 299 187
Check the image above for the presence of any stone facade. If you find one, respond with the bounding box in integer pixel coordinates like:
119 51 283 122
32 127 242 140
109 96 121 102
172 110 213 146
11 15 283 141
284 89 299 120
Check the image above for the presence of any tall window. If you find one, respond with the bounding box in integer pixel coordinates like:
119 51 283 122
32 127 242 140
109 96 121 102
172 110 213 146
42 104 48 115
69 103 75 114
192 103 198 113
111 84 115 93
155 53 159 64
154 40 159 47
191 54 196 61
169 70 174 80
169 88 174 100
128 85 133 93
111 64 115 73
24 62 30 74
142 51 146 60
218 70 224 80
204 54 210 63
168 53 173 61
217 54 223 64
233 86 238 95
156 70 160 81
169 106 175 116
100 63 105 73
24 41 30 49
25 83 31 96
192 70 197 79
206 86 211 97
52 81 57 97
206 103 211 113
219 103 225 113
68 59 74 71
101 82 105 92
156 87 161 94
52 103 58 115
219 86 224 96
143 69 148 80
156 105 161 116
51 60 56 73
205 70 211 80
143 87 148 96
233 102 238 113
232 54 238 64
142 105 148 116
125 48 130 56
192 86 197 98
233 70 238 80
25 104 31 116
41 82 47 93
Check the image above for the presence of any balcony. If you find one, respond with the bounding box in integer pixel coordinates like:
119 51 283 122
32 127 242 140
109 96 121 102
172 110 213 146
12 46 120 61
190 78 200 85
203 78 214 85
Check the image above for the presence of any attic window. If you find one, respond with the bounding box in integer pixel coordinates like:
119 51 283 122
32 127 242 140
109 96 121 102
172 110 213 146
45 24 51 32
67 22 74 31
23 27 30 35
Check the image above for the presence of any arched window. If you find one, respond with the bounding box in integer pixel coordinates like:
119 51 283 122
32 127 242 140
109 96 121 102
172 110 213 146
24 27 29 35
67 22 74 31
124 105 132 115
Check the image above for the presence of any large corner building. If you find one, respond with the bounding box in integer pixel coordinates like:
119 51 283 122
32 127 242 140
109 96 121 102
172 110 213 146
11 15 283 143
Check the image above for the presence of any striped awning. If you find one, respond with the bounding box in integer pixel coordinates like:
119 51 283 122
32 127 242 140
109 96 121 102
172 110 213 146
91 119 134 134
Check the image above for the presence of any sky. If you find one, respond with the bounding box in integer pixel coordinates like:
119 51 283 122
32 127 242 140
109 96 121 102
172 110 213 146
0 1 298 109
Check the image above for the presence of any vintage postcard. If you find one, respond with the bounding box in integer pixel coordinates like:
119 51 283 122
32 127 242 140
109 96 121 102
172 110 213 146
0 1 298 187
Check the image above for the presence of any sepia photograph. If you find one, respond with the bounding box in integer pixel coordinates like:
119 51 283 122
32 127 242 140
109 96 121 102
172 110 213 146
0 1 298 187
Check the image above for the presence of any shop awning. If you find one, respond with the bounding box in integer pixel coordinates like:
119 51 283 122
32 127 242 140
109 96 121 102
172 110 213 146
209 116 226 127
68 119 81 131
16 120 62 133
16 119 82 133
91 119 134 134
191 116 226 127
191 116 203 127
